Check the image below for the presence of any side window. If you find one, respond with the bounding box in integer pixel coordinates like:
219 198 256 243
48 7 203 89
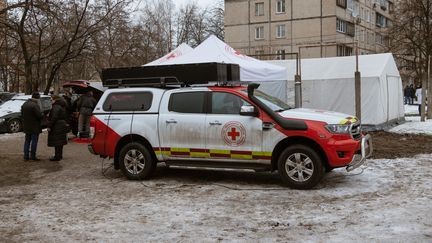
169 92 206 114
103 92 153 111
211 92 251 115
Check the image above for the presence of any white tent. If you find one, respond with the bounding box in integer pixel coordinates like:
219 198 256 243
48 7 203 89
145 43 194 66
147 35 288 101
268 53 404 126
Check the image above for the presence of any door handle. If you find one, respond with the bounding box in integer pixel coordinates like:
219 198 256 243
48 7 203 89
166 119 177 124
209 121 222 125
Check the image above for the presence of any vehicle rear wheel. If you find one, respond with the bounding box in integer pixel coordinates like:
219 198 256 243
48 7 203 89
8 119 22 133
119 143 155 180
278 144 324 189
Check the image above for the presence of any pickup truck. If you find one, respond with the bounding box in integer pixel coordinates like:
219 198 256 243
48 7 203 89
87 82 372 189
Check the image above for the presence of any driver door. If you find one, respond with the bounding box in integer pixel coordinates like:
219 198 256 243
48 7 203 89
205 92 264 161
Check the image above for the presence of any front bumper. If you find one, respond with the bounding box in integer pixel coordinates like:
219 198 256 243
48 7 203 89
346 134 373 172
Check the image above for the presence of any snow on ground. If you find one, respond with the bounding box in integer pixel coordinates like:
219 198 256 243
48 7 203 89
390 116 432 135
404 104 420 116
0 135 432 242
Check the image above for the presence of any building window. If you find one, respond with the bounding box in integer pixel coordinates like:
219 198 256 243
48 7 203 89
376 33 384 45
347 0 354 11
376 13 386 27
255 26 264 39
255 2 264 16
337 18 354 37
276 24 286 38
366 9 370 22
276 50 286 60
337 18 347 33
337 0 347 9
276 0 286 13
337 45 353 56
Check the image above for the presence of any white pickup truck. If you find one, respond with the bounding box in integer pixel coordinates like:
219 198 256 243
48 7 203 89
88 83 372 189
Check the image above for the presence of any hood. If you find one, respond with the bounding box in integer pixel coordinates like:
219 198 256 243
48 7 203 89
0 100 26 117
279 108 358 125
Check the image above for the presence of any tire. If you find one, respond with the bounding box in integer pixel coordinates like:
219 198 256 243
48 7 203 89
119 142 155 180
8 119 22 133
278 144 324 189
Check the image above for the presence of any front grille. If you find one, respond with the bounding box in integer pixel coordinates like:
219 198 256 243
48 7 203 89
350 123 362 140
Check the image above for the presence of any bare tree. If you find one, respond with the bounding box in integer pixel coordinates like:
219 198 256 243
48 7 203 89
390 0 432 120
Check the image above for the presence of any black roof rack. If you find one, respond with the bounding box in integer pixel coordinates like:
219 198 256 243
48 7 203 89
101 62 240 88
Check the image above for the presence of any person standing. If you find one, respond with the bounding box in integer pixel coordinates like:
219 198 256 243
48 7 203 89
77 91 97 138
403 85 409 105
415 86 425 116
47 95 69 161
409 84 416 105
21 92 43 161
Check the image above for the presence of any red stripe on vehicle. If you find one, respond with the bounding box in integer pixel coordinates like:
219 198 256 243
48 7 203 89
171 152 190 156
210 153 231 158
230 150 253 155
190 148 209 153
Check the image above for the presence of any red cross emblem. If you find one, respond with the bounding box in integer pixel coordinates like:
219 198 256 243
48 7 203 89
167 53 177 60
222 121 246 146
228 127 240 141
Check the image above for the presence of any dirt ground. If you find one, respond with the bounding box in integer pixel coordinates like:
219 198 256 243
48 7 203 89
0 132 431 242
369 131 432 159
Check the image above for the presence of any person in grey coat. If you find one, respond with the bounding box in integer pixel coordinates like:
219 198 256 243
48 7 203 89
21 92 43 161
47 95 69 161
77 91 96 138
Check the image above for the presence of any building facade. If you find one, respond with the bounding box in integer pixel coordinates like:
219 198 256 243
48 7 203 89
225 0 394 59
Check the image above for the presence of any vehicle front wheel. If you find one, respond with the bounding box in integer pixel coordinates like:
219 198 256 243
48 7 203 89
119 142 155 180
278 144 324 189
8 119 22 133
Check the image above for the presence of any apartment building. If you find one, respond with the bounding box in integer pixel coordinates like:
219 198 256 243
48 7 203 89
225 0 394 59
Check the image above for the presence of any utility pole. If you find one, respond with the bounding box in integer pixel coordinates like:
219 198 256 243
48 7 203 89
421 55 429 121
355 42 361 121
428 54 432 119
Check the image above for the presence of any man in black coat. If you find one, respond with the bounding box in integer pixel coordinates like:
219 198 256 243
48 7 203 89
77 91 97 138
21 92 43 161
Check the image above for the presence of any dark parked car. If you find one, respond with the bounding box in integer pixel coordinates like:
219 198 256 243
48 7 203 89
0 92 17 105
0 95 52 133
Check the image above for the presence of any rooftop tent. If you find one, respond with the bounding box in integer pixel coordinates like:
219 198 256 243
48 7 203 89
144 43 194 66
268 53 404 127
147 35 288 101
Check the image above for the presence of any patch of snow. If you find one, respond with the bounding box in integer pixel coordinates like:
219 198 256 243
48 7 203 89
389 116 432 135
404 104 420 116
0 132 25 140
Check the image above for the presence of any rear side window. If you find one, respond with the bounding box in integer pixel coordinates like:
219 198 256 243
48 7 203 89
169 92 206 113
103 92 153 111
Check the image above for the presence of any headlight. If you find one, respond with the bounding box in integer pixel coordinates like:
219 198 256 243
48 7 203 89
0 118 5 124
325 124 351 134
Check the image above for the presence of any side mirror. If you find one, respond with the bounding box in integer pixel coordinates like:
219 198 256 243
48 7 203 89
240 105 258 117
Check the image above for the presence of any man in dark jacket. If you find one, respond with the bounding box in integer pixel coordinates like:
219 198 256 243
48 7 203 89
21 92 43 161
77 91 96 138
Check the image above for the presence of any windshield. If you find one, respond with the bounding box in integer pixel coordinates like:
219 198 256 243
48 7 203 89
242 89 292 112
